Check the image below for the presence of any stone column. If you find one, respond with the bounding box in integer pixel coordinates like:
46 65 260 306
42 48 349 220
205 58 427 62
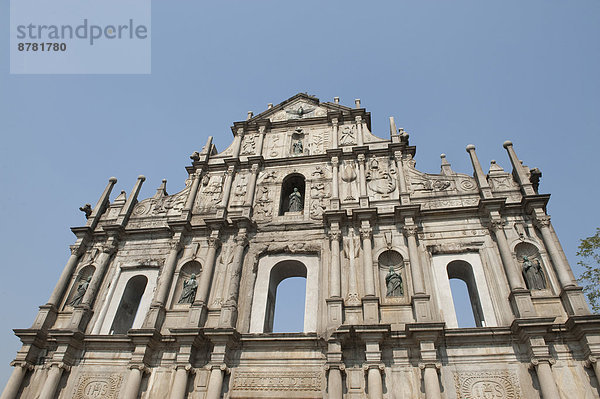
154 239 183 307
189 232 220 326
232 127 244 158
219 231 248 328
421 364 442 399
366 366 383 399
38 363 69 399
331 118 339 149
404 225 425 295
357 154 367 197
329 230 342 298
533 215 575 288
360 227 375 296
170 365 193 399
205 365 227 399
356 116 364 146
0 362 32 399
245 164 260 206
393 150 410 205
182 170 202 218
122 365 146 399
80 242 116 306
331 156 340 199
219 165 236 214
489 220 526 290
257 125 267 156
327 366 343 399
587 356 600 387
503 141 536 196
47 243 84 306
532 360 560 399
466 144 493 199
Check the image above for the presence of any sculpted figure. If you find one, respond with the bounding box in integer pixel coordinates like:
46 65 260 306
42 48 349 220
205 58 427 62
288 188 303 212
522 256 546 290
385 267 403 297
178 274 198 304
292 139 303 155
69 276 92 306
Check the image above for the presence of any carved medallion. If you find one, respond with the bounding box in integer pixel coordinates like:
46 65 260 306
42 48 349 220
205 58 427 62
232 370 322 391
73 374 122 399
454 371 520 399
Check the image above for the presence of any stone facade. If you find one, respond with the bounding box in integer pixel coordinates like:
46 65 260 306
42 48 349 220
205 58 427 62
2 93 600 399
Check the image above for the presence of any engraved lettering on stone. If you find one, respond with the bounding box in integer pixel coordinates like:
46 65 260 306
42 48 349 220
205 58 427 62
232 371 321 391
454 371 520 399
73 374 122 399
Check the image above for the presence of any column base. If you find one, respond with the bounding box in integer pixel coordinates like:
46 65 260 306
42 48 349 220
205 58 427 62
142 304 166 329
509 289 537 318
330 198 340 210
326 297 344 327
68 306 92 332
31 305 58 330
412 294 432 322
188 302 209 327
561 286 591 316
362 296 379 324
218 303 238 328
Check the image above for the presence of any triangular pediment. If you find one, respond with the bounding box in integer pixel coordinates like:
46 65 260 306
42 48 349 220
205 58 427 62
247 93 354 124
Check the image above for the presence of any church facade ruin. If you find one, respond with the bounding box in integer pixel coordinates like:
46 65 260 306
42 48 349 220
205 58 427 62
2 93 600 398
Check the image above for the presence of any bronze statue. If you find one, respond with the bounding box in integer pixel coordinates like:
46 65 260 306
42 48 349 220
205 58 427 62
522 256 546 290
178 274 198 304
288 188 303 212
385 266 403 297
69 276 91 306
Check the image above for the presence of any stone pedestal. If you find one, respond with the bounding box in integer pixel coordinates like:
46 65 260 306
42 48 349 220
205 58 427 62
362 296 379 324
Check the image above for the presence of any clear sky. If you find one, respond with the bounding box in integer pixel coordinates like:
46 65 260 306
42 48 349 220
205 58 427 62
1 0 599 388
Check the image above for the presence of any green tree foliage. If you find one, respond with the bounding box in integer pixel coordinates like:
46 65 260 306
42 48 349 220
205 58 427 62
577 228 600 313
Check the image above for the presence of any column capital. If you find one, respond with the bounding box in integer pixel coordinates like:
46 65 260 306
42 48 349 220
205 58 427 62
360 227 372 240
362 363 385 374
585 355 598 368
100 242 117 255
331 118 339 127
488 218 505 231
234 232 249 246
329 230 342 242
418 362 441 370
10 360 34 370
533 215 551 228
207 236 221 249
324 363 345 372
403 225 419 237
70 244 85 256
46 362 71 372
331 156 339 166
169 239 184 252
529 357 556 369
129 364 151 374
357 153 366 163
173 364 195 373
250 163 260 174
208 363 230 374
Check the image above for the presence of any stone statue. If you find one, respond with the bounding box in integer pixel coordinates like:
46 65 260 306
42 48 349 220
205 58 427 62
69 276 91 306
288 188 303 212
178 274 198 304
385 267 403 297
292 139 303 155
522 256 546 290
79 203 92 219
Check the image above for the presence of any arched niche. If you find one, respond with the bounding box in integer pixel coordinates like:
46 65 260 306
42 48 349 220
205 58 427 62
110 275 148 335
250 254 319 333
65 264 96 308
279 173 306 215
431 253 498 328
515 242 548 291
377 250 405 301
171 260 202 308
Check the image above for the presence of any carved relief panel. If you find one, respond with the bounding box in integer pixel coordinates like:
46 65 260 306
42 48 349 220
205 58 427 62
195 172 224 214
454 370 521 399
366 156 397 199
72 373 123 399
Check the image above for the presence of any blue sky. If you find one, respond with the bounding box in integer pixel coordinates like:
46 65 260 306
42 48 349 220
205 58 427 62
1 0 599 387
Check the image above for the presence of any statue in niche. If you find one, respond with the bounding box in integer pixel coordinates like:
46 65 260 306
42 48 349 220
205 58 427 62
178 274 198 304
339 125 356 146
288 188 303 212
366 159 396 194
385 267 403 297
522 256 546 290
292 139 304 155
69 276 92 306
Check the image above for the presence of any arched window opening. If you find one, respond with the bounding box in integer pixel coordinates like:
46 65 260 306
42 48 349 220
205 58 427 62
279 173 306 215
263 260 307 333
447 260 484 328
110 275 148 334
